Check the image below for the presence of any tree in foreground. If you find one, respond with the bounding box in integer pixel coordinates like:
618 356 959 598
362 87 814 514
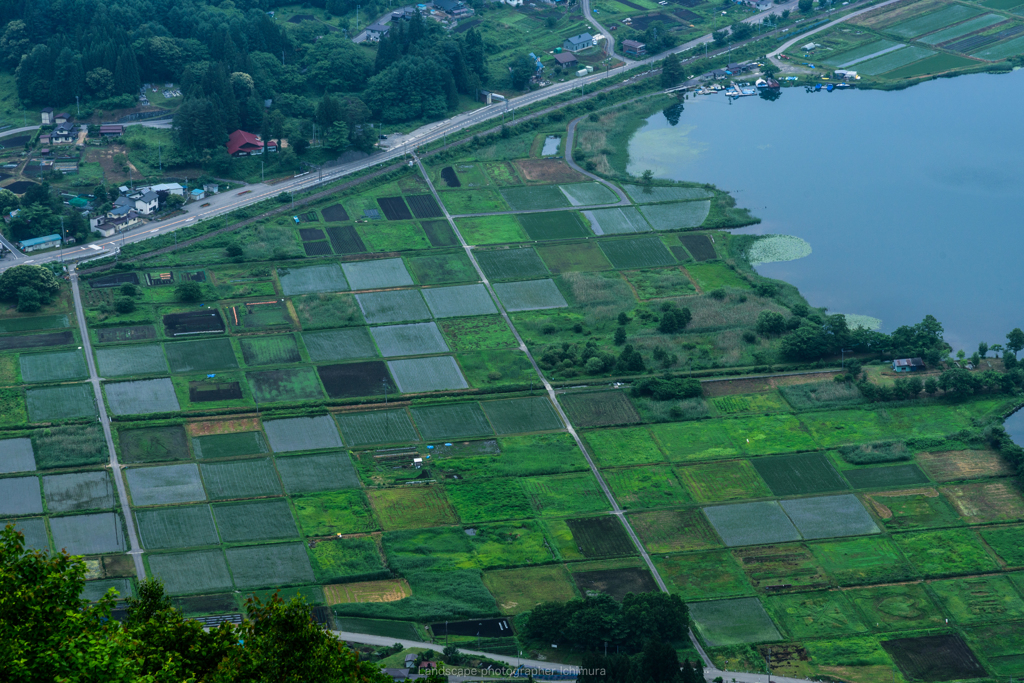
175 280 203 302
0 524 394 683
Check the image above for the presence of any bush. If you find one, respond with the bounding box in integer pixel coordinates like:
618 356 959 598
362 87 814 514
838 441 909 465
16 287 41 312
755 311 786 336
119 283 139 297
631 376 702 401
175 281 202 302
113 297 136 314
657 304 691 334
226 244 243 257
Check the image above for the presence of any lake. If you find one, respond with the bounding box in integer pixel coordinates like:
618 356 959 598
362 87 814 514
626 69 1024 353
1005 405 1024 447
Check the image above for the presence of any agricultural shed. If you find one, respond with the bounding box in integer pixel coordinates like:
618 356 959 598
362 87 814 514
18 234 61 252
892 358 925 372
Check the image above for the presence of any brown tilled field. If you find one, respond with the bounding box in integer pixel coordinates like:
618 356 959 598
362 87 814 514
188 417 261 437
916 449 1015 481
514 158 586 183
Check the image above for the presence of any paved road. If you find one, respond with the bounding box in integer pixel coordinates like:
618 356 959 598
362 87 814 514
334 630 812 683
0 2 844 273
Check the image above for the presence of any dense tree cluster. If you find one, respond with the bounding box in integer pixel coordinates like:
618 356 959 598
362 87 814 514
778 311 949 363
0 525 395 683
524 592 688 652
0 0 489 159
0 264 61 312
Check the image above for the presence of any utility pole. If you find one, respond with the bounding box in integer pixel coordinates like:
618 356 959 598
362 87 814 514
76 95 80 117
158 145 162 173
261 160 264 182
59 216 65 262
356 4 361 28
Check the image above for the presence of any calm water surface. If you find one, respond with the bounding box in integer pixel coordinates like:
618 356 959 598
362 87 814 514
1005 407 1024 447
627 69 1024 353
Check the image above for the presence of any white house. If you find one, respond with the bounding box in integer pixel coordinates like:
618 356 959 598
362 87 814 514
133 191 159 215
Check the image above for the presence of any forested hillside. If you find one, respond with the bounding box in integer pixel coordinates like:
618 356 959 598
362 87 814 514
0 0 487 158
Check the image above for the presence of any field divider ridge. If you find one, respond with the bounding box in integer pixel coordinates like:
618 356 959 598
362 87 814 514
70 266 146 580
412 153 708 664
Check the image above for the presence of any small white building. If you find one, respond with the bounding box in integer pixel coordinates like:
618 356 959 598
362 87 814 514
563 32 596 52
41 108 54 125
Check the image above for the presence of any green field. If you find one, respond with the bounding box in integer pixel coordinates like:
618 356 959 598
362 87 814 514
894 528 999 576
765 590 869 639
847 582 945 631
438 316 518 351
603 465 691 509
655 550 752 600
689 597 781 647
521 473 610 517
857 46 937 75
445 478 533 523
455 215 528 244
368 486 459 531
519 212 589 241
810 536 912 586
292 490 377 536
752 453 849 496
679 460 769 503
629 508 722 554
685 263 751 291
585 427 665 467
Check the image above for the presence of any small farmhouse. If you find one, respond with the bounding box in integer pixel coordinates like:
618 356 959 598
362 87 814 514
563 32 595 52
892 358 925 372
41 108 54 125
553 52 578 68
133 191 159 215
622 39 646 56
100 124 125 137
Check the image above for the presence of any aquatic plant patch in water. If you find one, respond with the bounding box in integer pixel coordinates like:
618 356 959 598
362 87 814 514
745 235 811 265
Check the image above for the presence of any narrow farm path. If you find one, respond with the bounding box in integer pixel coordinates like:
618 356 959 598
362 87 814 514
412 153 738 670
69 266 146 580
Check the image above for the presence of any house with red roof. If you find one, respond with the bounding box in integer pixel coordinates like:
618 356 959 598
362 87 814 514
226 130 277 157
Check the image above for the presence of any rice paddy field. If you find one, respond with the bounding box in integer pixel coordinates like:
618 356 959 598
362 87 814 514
2 135 1022 683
